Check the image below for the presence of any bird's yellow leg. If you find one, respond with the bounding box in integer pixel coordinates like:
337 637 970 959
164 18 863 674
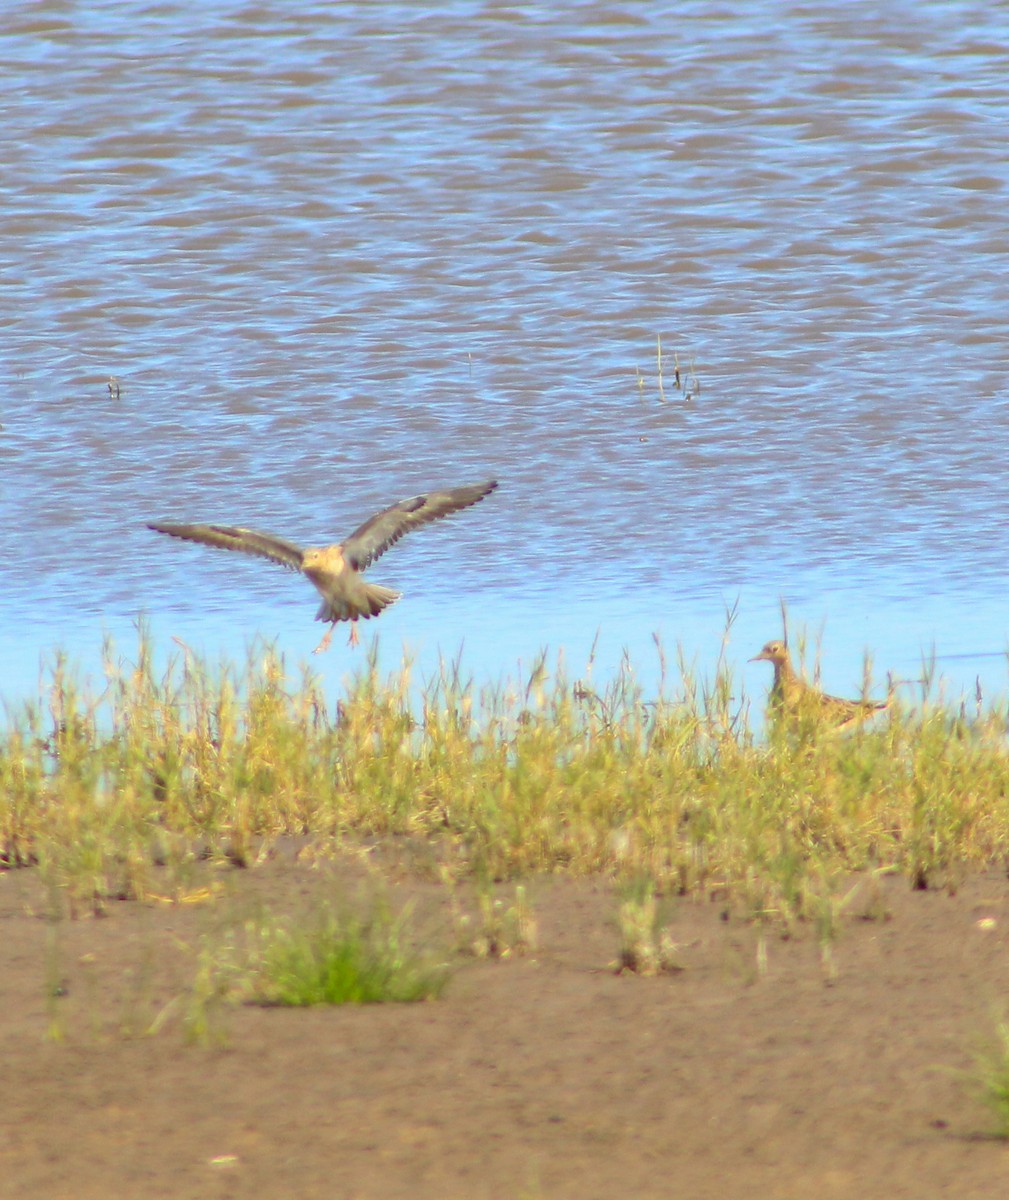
312 625 335 655
348 622 360 648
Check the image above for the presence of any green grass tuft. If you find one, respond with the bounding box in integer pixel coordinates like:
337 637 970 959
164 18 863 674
970 1018 1009 1138
249 902 448 1007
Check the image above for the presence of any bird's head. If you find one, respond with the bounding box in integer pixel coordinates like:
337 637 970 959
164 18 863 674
750 639 789 666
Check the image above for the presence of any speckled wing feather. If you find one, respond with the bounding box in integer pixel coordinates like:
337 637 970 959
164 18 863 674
147 523 306 572
341 480 497 571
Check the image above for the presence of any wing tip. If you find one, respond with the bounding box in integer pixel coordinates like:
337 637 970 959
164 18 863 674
464 478 498 504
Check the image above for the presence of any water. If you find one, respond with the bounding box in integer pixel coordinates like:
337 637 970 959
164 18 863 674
3 0 1009 712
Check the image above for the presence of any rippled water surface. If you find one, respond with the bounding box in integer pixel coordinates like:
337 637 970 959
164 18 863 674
3 1 1009 706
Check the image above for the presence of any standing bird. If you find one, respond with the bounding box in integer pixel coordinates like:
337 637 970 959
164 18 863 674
149 480 498 652
750 639 892 731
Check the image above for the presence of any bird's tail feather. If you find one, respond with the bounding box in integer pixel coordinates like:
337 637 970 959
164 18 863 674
316 583 401 624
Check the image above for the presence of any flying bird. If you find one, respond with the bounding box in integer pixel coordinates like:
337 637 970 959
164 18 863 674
149 480 498 652
750 639 892 732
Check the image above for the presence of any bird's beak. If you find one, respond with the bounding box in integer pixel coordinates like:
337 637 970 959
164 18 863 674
749 652 767 662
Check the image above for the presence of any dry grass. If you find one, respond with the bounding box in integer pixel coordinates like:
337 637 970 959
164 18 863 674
3 625 1009 928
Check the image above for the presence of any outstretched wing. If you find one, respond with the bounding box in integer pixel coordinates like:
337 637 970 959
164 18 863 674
342 480 498 571
147 523 306 572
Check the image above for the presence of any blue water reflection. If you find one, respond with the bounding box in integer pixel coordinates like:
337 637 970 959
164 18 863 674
2 0 1008 713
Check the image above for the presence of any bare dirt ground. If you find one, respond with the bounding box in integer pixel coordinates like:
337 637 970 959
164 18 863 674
3 847 1009 1200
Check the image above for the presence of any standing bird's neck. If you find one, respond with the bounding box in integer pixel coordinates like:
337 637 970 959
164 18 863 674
769 649 805 704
